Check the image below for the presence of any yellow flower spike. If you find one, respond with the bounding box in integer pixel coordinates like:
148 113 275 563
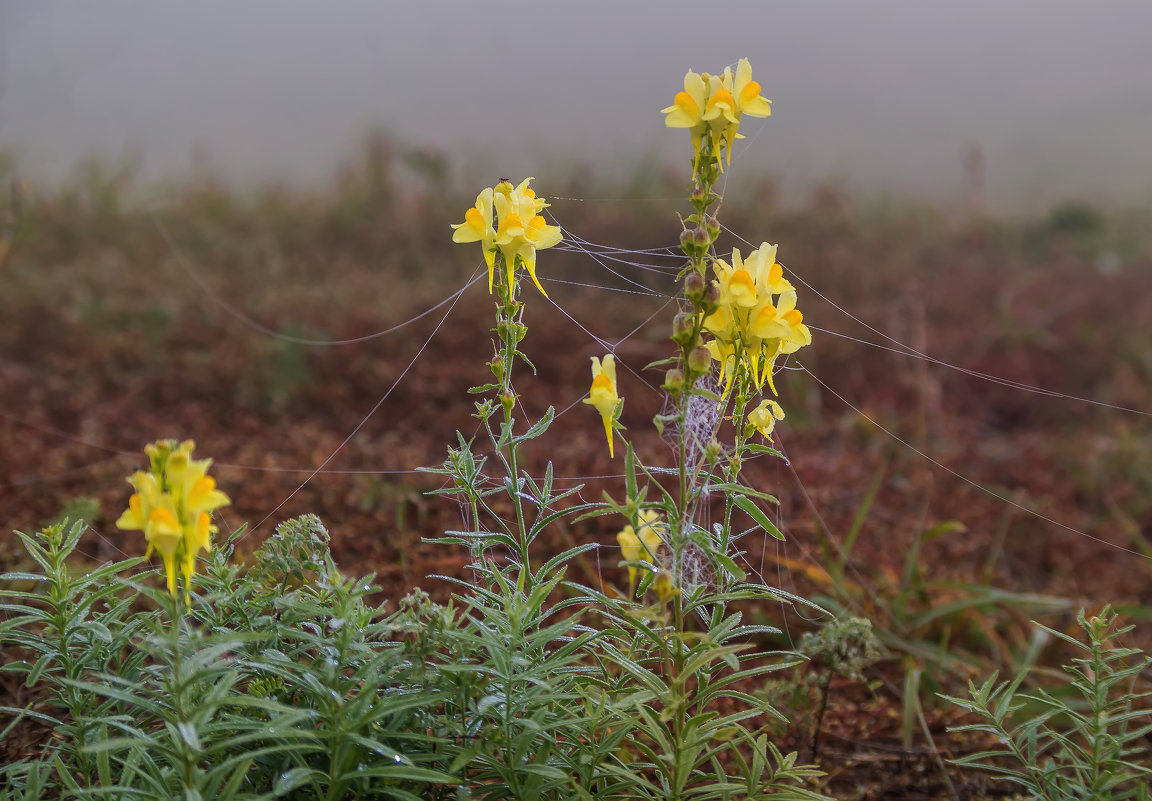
749 399 786 442
583 354 619 457
118 440 231 600
665 59 772 173
484 178 562 297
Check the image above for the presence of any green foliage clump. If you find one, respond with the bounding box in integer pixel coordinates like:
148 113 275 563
944 607 1152 801
1 517 466 800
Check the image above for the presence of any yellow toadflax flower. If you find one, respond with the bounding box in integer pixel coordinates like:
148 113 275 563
751 291 812 355
451 187 498 289
662 69 711 171
748 399 786 442
583 354 619 458
616 510 665 590
116 439 230 602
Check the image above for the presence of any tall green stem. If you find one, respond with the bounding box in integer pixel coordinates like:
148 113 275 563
493 256 532 591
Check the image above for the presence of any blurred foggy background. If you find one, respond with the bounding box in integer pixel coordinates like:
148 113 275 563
2 0 1151 210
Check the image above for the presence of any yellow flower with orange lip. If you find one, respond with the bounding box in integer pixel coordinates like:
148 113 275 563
451 187 498 289
662 69 710 169
748 399 786 442
751 291 811 354
145 504 183 596
583 354 619 457
652 571 680 605
616 510 665 589
711 59 773 169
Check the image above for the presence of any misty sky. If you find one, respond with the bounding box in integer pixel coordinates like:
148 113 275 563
2 1 1151 209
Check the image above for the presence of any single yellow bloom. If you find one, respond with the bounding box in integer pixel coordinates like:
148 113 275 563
751 291 811 353
174 459 231 519
662 69 710 168
653 571 680 605
161 440 197 490
721 60 771 166
118 493 146 529
145 505 183 596
517 214 563 296
115 471 163 531
740 243 793 297
452 188 498 290
583 354 619 458
748 399 786 441
704 337 740 400
616 510 664 589
180 511 216 601
703 293 736 341
726 268 757 308
733 58 773 118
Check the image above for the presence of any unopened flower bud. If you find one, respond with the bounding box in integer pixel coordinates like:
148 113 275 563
688 345 712 373
679 228 695 251
671 312 696 346
702 283 721 314
664 368 685 393
684 272 704 299
704 438 723 464
692 226 711 248
704 215 721 238
488 355 505 383
500 390 516 414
